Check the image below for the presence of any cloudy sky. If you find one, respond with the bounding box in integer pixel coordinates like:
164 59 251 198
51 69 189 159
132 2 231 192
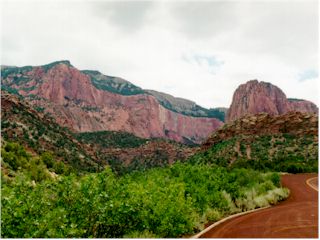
1 0 318 108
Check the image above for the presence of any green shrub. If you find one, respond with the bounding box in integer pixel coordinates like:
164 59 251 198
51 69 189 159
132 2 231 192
41 152 54 168
1 156 289 238
204 208 222 222
1 142 29 170
26 158 50 182
123 230 158 238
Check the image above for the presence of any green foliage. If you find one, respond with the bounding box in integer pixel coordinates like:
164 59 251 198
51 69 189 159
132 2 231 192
124 230 158 238
34 106 45 113
84 70 145 96
206 108 225 121
1 66 33 79
2 156 288 238
26 157 51 182
41 152 54 168
191 134 318 173
157 100 226 121
42 60 72 72
75 131 147 148
1 86 22 98
1 142 30 170
1 98 102 173
1 142 69 181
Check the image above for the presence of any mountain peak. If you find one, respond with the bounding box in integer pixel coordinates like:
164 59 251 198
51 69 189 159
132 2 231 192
226 80 318 122
247 79 259 84
42 60 72 71
49 60 71 65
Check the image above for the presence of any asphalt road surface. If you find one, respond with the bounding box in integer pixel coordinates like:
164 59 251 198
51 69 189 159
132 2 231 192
200 173 318 238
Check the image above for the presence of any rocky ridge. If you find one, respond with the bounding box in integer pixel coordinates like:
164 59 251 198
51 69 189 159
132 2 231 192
1 61 223 144
1 91 102 172
203 111 318 149
1 91 196 172
194 111 318 173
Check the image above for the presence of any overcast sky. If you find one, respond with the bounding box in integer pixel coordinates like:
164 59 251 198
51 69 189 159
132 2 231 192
1 0 318 108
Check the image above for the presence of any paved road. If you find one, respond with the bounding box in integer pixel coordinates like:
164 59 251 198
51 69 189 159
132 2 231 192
200 173 318 238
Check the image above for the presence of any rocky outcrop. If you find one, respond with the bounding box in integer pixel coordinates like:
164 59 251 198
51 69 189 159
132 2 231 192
1 92 196 170
1 62 223 144
83 70 225 120
145 90 226 121
288 98 318 113
102 140 197 166
203 111 318 149
226 80 318 122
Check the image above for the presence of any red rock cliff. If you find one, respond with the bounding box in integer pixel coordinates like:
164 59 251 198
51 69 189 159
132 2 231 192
4 62 223 143
226 80 318 122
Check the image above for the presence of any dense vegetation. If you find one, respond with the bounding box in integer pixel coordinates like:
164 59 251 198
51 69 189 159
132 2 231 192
75 131 194 175
190 134 318 173
1 94 103 173
1 85 21 96
1 65 33 80
1 142 71 179
1 142 289 238
206 108 226 121
75 131 147 148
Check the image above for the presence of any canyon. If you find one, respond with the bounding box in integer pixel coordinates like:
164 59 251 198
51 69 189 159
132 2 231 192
1 62 318 144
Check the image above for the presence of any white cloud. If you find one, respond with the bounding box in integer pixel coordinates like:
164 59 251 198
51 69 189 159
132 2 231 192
1 0 318 108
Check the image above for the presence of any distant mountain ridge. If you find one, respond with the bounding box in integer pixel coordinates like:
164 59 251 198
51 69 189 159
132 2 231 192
1 60 223 144
2 61 318 144
83 69 226 121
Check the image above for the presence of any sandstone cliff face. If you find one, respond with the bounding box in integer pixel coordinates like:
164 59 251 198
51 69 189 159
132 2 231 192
2 92 196 171
288 99 318 113
2 62 223 143
144 89 226 121
226 80 318 122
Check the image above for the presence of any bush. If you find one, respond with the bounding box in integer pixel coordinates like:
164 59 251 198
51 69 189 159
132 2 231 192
1 142 29 170
123 230 158 238
191 134 318 173
204 208 222 222
41 152 54 168
1 159 289 238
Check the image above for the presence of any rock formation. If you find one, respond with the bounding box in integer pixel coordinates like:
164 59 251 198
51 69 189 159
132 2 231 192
1 61 223 144
203 111 318 149
226 80 318 122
